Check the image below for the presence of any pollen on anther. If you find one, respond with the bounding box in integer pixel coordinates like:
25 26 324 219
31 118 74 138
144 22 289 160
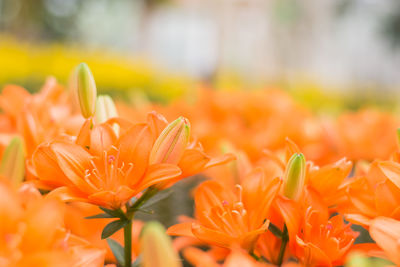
108 155 116 164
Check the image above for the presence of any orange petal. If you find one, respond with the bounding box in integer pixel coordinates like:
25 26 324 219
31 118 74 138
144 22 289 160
21 198 65 251
205 153 236 169
344 214 371 227
146 111 168 140
0 85 30 117
183 247 219 267
178 149 210 177
275 196 301 244
167 222 195 238
89 123 117 155
308 158 352 196
47 186 88 203
295 236 332 266
51 142 95 194
76 118 94 149
369 217 400 265
32 143 72 188
88 186 135 209
191 223 236 248
118 123 153 185
377 161 400 189
194 181 235 220
135 163 182 191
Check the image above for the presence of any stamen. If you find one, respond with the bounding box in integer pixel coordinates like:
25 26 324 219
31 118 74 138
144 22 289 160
235 184 243 203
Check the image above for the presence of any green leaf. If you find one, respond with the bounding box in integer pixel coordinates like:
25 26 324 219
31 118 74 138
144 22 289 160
85 213 114 219
135 208 155 215
268 223 283 238
107 238 125 266
139 188 173 210
131 255 142 267
99 207 127 219
101 220 128 239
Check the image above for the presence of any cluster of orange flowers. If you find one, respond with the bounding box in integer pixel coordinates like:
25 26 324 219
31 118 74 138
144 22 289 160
0 64 399 267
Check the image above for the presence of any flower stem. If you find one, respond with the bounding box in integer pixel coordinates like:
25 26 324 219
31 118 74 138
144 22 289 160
277 224 288 266
124 219 132 267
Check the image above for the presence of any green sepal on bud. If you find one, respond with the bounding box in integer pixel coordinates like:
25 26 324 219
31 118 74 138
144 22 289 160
283 153 306 200
149 117 190 165
0 137 25 185
140 221 182 267
75 63 97 118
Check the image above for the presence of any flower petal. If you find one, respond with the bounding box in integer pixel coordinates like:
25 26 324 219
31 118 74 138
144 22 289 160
167 222 195 238
118 123 153 185
51 142 95 193
135 163 182 191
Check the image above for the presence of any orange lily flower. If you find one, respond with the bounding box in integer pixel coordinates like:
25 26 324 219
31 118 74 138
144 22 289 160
273 188 358 267
118 88 335 165
345 160 400 226
32 111 233 209
0 177 105 267
167 168 281 251
0 78 83 157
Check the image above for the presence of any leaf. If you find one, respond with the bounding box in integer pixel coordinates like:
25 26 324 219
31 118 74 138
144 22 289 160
135 208 154 215
139 188 173 210
85 213 114 219
268 223 283 238
101 219 128 239
107 238 125 266
100 207 127 219
131 255 142 267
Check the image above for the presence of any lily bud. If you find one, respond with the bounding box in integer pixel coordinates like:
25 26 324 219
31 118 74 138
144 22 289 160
149 117 190 165
95 95 118 123
283 153 306 200
140 221 182 267
397 128 400 147
0 137 25 185
345 252 377 267
76 63 97 118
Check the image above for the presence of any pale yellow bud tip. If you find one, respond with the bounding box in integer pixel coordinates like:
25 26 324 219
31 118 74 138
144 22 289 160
0 137 25 185
140 221 182 267
283 153 306 200
76 63 97 118
95 95 118 123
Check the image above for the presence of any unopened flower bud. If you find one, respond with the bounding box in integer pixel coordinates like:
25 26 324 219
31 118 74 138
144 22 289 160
140 221 182 267
0 137 25 185
149 117 190 164
95 95 118 123
345 252 373 267
283 153 306 200
76 63 97 118
95 95 119 135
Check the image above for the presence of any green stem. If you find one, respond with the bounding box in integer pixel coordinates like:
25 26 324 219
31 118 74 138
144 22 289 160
124 219 132 267
277 224 288 266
